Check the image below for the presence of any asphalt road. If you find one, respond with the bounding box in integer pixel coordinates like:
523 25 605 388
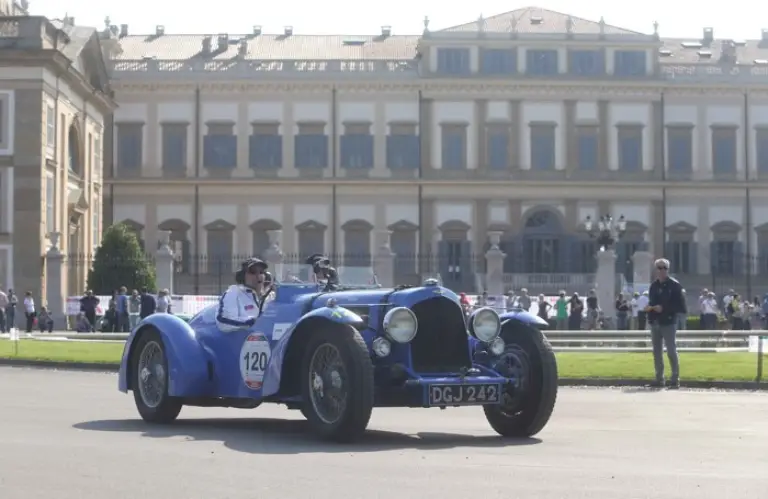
0 367 766 499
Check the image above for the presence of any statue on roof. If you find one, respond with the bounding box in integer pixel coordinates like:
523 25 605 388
477 14 486 32
599 16 605 35
508 15 518 33
653 20 659 36
423 16 430 33
565 15 574 33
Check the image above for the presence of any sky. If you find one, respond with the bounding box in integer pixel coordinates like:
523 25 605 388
27 0 768 39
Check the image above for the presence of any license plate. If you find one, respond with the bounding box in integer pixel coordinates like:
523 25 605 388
428 383 501 406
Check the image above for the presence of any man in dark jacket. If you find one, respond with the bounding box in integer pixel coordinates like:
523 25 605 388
80 290 99 332
647 258 687 389
139 288 156 319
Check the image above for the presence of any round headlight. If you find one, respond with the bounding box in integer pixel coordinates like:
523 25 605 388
471 308 501 342
383 307 418 343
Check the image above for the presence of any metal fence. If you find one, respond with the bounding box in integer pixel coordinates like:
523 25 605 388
65 250 768 298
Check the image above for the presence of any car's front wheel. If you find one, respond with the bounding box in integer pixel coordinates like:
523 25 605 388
131 329 183 424
484 322 558 438
300 324 374 442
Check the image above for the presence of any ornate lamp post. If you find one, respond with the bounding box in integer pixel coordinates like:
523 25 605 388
584 214 627 251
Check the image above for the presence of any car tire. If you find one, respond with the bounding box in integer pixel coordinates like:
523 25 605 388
300 324 374 442
131 329 183 424
483 322 558 438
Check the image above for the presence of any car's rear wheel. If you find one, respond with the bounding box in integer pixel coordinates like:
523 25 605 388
131 329 183 424
300 324 374 442
484 322 558 438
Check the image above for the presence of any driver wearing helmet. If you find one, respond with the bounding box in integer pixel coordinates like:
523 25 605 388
216 258 268 333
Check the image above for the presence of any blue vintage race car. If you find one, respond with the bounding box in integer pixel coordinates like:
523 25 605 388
118 259 558 442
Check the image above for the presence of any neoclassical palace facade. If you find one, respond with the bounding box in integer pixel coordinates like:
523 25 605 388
3 6 768 295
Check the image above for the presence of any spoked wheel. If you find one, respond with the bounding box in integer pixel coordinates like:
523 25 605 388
484 322 558 438
131 329 182 424
300 324 374 442
308 344 348 425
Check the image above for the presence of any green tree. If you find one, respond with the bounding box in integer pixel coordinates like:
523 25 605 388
87 223 157 294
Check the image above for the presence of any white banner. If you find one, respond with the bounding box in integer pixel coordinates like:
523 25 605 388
66 295 219 317
748 336 768 353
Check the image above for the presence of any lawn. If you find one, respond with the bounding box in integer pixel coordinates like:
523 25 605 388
0 339 765 381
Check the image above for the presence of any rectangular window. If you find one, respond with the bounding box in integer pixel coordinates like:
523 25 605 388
667 127 693 172
436 48 470 75
480 49 517 75
487 128 509 170
576 126 598 170
386 124 419 169
203 123 236 169
713 240 736 275
614 50 647 76
94 135 102 181
46 175 54 232
618 126 643 171
92 204 100 250
530 124 555 170
295 124 328 169
46 104 55 148
758 129 768 173
116 123 143 171
340 123 373 169
249 135 282 169
441 125 466 170
569 50 604 76
670 241 692 274
526 49 558 76
161 123 188 171
712 127 737 174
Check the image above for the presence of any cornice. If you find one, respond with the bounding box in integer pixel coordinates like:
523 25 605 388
111 79 767 97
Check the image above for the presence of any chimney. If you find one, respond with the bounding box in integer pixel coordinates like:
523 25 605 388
253 25 262 36
155 25 165 36
381 25 392 37
201 35 212 54
763 29 768 42
217 33 228 51
119 24 128 37
703 27 714 43
284 26 293 36
720 40 736 63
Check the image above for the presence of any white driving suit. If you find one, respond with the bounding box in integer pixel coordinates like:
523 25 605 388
216 284 260 333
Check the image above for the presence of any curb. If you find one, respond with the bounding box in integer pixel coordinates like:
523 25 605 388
0 358 120 372
1 358 765 390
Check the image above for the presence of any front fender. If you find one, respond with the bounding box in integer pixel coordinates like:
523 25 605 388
118 314 212 397
261 306 364 397
500 310 549 328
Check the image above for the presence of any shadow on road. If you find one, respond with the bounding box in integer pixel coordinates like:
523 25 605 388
73 417 542 454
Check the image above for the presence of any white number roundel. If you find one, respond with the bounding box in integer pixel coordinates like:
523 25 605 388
240 333 271 389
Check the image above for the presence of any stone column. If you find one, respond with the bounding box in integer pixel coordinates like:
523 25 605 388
632 251 653 290
45 233 67 330
155 231 175 294
484 231 506 296
263 230 284 280
595 249 617 320
373 230 395 288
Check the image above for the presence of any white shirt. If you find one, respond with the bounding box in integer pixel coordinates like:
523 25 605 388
630 298 639 317
636 295 649 312
723 294 733 306
702 298 717 315
23 297 35 314
216 284 260 333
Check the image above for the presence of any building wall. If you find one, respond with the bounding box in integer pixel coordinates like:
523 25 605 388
0 65 105 297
